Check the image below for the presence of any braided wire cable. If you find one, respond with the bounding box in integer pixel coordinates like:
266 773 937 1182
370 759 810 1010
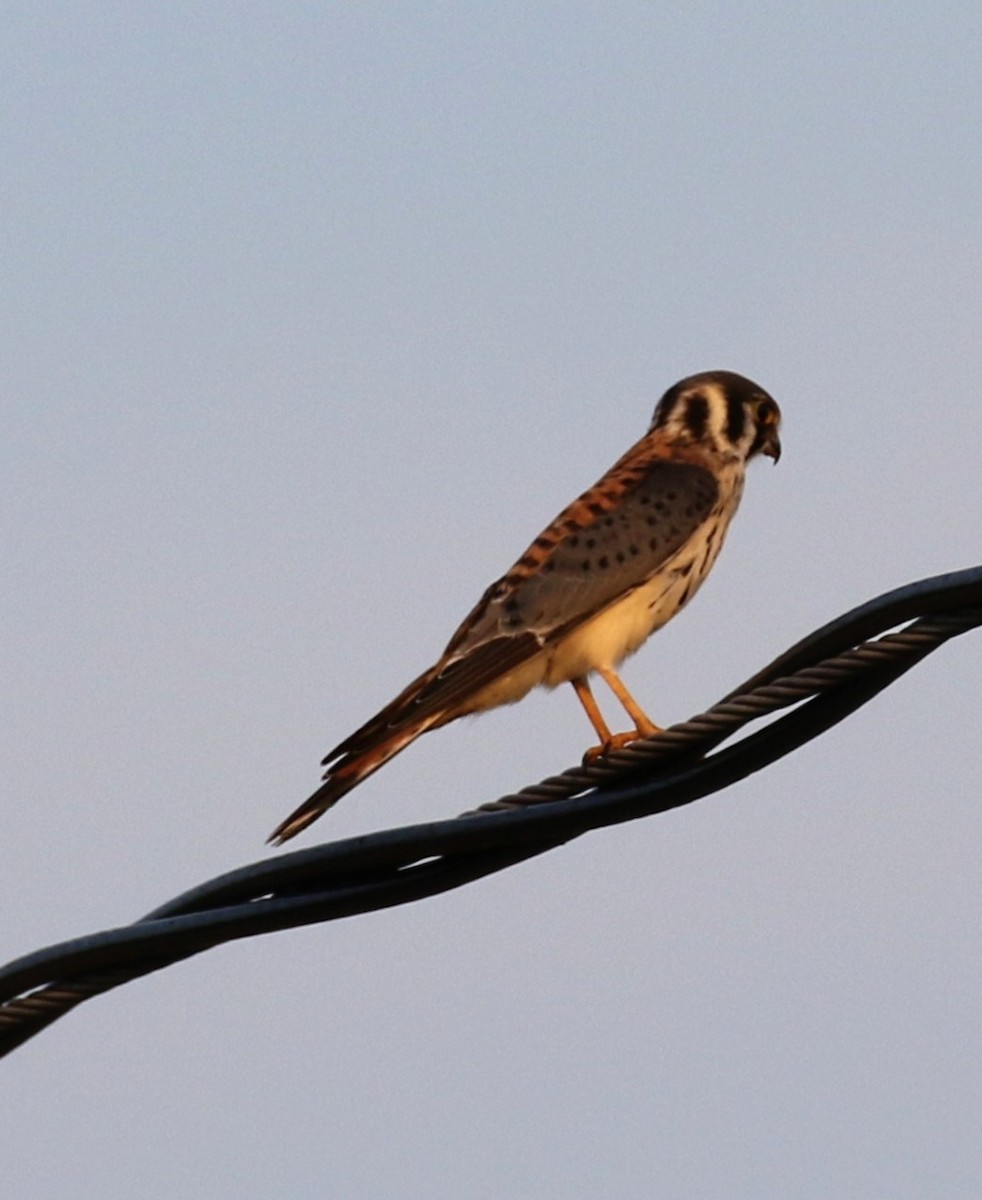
465 607 978 813
1 566 980 1060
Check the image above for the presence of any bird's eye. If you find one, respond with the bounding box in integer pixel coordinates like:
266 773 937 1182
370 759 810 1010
756 399 778 425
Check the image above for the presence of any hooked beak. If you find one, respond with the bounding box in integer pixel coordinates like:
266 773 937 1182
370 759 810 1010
761 428 781 463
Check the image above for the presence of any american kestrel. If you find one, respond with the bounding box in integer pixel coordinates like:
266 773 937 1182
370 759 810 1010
270 370 781 844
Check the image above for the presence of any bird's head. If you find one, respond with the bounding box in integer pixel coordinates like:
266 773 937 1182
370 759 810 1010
650 370 781 464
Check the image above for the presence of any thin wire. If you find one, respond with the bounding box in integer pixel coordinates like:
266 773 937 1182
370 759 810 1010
1 566 980 1060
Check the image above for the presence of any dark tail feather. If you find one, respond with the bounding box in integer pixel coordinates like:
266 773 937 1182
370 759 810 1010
267 719 434 845
266 770 362 846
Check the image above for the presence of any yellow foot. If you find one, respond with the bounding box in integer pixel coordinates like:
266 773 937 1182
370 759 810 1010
582 727 660 765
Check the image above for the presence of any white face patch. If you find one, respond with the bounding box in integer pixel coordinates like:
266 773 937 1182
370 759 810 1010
653 380 755 461
702 382 734 453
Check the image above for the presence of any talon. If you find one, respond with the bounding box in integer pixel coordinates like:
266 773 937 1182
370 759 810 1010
582 727 661 764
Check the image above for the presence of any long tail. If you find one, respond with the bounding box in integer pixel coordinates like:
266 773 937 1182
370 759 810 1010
269 627 540 844
267 717 438 845
268 659 453 844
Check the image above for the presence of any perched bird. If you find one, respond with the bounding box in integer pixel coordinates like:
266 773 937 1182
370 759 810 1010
270 370 781 844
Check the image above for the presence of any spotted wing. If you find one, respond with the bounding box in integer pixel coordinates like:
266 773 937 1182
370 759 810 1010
447 456 719 655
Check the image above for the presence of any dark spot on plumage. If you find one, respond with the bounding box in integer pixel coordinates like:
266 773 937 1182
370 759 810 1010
666 491 677 501
648 537 659 550
598 555 610 569
587 501 607 517
654 500 666 513
535 535 554 550
543 559 556 573
669 525 680 538
568 534 580 547
581 559 591 572
725 393 746 444
586 537 596 549
629 544 639 556
615 552 625 564
684 394 709 440
603 516 614 528
646 515 656 527
504 596 520 613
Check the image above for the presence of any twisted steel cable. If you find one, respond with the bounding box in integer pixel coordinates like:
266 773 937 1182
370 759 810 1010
1 566 980 1060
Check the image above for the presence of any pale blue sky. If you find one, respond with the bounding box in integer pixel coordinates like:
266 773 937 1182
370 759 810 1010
3 5 982 1197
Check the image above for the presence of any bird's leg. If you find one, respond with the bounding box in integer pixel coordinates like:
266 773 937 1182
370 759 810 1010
596 667 661 739
570 676 615 760
571 672 661 764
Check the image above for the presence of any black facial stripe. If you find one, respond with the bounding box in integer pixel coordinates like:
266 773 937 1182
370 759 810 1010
685 394 709 440
725 394 746 445
651 384 683 428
